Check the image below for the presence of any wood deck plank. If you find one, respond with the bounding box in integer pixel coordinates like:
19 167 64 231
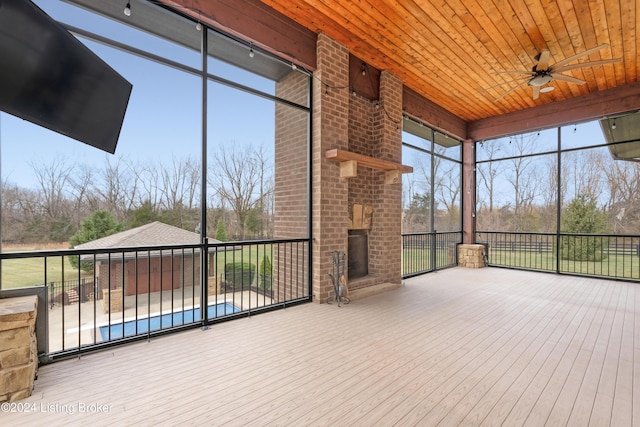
3 268 637 426
521 279 608 426
407 276 576 426
473 278 596 426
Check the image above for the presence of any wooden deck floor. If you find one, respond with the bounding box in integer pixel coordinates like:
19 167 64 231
5 267 639 426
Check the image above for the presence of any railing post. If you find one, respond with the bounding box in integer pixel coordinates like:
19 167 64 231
49 281 54 309
201 237 209 329
431 231 437 271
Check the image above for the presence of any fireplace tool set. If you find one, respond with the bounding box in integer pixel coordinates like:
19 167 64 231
327 250 350 306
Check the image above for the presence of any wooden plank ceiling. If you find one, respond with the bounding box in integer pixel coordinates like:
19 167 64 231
257 0 637 123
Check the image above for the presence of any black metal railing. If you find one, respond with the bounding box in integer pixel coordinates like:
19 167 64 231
0 238 310 362
476 231 640 281
402 231 462 278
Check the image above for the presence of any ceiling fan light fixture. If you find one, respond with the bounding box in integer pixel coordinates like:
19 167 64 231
528 74 553 87
540 86 554 93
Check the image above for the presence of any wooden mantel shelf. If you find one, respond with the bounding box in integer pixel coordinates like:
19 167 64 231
325 148 412 184
325 149 413 173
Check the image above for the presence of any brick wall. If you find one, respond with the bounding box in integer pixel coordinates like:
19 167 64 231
311 34 350 303
369 71 403 282
273 65 311 302
274 33 404 302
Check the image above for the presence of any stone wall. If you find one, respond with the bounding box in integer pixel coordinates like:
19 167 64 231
0 296 38 402
457 244 486 268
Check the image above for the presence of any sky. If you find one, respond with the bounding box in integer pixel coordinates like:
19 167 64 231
1 0 277 190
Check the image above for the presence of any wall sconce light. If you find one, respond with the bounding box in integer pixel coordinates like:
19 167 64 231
124 2 131 16
612 119 617 129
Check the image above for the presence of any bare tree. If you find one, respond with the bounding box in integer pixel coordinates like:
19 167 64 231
29 157 73 221
476 141 504 231
433 147 461 231
0 180 37 243
210 144 272 239
565 150 605 203
159 156 200 211
92 156 139 222
403 155 431 232
157 156 201 229
135 160 162 211
505 135 539 231
68 164 97 229
602 157 640 233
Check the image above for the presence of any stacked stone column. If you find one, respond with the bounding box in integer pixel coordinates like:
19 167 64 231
0 296 38 402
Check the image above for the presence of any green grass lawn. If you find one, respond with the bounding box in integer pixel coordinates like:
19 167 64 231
1 256 84 289
403 246 640 280
402 248 456 274
1 244 276 290
487 249 640 280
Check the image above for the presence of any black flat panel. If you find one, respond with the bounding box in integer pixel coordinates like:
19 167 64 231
0 0 132 153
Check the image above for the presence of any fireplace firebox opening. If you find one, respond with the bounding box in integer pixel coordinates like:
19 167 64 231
348 229 368 279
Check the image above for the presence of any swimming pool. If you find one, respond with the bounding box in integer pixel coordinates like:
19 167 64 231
99 303 240 340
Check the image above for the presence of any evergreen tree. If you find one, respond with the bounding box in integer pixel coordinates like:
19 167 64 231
69 211 125 271
215 219 228 242
129 200 159 228
559 194 608 261
258 255 272 290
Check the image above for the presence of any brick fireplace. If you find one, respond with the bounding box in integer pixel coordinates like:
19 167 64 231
274 33 409 303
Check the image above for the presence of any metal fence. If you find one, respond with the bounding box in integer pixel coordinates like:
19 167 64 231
0 238 310 362
48 278 96 308
402 231 462 278
476 231 640 281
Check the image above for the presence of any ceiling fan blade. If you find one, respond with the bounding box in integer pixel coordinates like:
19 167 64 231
552 57 622 73
495 70 532 75
552 43 609 69
550 73 586 85
537 49 551 70
495 80 529 101
532 85 541 100
485 76 529 90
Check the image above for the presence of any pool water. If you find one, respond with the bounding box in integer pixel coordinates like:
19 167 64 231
99 303 240 340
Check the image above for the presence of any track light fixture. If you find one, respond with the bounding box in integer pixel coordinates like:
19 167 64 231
124 2 131 17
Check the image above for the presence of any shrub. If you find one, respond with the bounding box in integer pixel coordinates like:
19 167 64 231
258 255 273 290
224 262 255 290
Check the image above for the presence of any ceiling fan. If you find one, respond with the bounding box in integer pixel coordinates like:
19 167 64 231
495 44 621 101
